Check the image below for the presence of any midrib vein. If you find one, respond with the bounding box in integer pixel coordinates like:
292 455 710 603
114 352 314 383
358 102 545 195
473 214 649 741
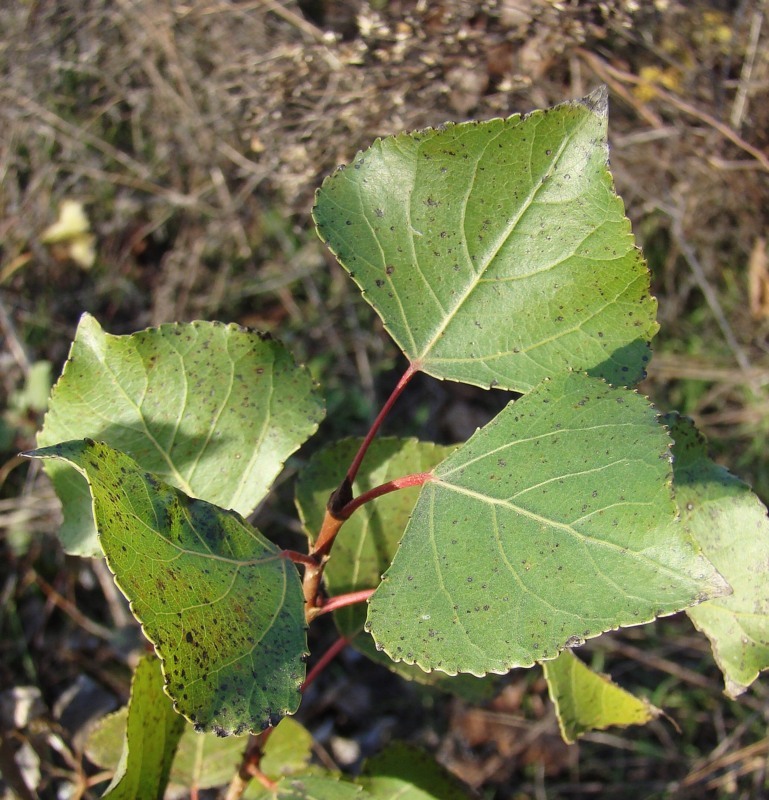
415 114 586 362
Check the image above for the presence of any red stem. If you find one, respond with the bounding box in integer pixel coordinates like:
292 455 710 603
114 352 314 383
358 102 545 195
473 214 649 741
301 635 350 691
315 588 375 616
338 472 432 519
280 549 316 567
346 362 418 485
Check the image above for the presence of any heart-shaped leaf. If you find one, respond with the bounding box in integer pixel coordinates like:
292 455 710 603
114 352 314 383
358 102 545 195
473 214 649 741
28 440 307 735
543 649 661 743
313 88 656 393
38 314 324 555
666 414 769 698
366 372 727 675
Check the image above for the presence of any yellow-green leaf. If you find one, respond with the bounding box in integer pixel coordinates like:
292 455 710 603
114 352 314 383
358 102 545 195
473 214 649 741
543 649 660 743
101 655 185 799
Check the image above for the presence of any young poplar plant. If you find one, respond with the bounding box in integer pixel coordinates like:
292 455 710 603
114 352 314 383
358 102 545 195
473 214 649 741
27 87 769 798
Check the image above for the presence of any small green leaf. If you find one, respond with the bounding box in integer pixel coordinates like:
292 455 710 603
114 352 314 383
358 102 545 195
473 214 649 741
543 649 660 743
313 88 656 393
296 437 494 701
245 774 369 799
38 314 324 555
169 729 250 791
260 718 314 780
28 440 307 735
84 707 128 771
667 414 769 697
85 709 315 791
367 372 727 675
359 742 474 799
101 654 185 799
170 717 312 790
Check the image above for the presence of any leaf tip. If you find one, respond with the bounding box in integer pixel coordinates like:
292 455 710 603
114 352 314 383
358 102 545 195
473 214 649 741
580 84 609 117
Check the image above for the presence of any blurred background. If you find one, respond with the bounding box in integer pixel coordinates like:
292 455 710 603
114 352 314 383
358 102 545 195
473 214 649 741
1 1 768 798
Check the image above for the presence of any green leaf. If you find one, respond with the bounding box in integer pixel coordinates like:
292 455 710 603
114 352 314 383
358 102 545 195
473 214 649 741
169 730 248 791
246 775 369 799
260 718 314 780
87 706 249 792
86 705 248 792
84 707 128 771
85 709 314 791
359 742 474 799
313 88 656 393
38 314 324 555
170 716 312 790
667 414 769 697
296 437 494 702
27 440 307 735
101 654 185 799
543 650 661 743
366 372 727 675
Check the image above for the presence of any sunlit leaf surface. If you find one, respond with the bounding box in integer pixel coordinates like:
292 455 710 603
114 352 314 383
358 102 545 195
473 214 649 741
314 88 656 393
367 372 727 675
543 649 660 743
39 314 324 554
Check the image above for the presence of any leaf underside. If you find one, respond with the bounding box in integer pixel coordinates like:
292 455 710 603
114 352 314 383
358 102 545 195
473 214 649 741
38 314 324 555
668 414 769 697
367 372 728 676
313 87 657 393
543 649 660 743
29 440 307 735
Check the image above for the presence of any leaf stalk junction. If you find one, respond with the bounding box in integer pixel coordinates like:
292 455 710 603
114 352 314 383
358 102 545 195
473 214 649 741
292 363 427 623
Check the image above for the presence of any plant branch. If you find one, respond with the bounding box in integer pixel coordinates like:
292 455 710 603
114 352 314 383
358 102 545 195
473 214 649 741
314 588 375 616
224 730 276 800
302 635 351 691
303 364 420 617
344 361 418 488
303 470 431 618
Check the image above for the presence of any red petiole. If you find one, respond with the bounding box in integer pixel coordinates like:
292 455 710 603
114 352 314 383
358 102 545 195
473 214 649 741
313 588 375 616
344 361 418 486
336 472 432 520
